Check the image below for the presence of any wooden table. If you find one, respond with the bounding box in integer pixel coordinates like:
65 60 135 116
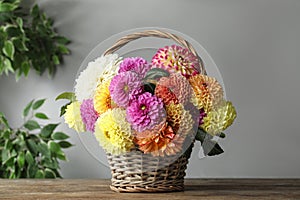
0 179 299 199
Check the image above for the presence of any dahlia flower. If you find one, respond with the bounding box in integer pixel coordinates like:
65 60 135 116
94 108 134 154
134 121 186 156
152 45 200 78
64 101 86 133
189 74 224 112
126 92 166 132
155 73 192 105
201 101 237 136
165 103 194 136
80 99 98 132
94 79 116 115
109 71 143 107
75 54 120 102
118 57 151 77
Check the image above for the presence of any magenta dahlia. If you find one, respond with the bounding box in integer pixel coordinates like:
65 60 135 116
126 92 166 132
118 57 151 77
109 71 143 107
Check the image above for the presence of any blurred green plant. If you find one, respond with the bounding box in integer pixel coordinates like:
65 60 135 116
0 99 72 178
0 0 70 80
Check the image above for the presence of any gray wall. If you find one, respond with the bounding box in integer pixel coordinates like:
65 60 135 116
0 0 299 178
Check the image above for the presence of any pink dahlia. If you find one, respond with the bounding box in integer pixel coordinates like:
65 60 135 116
155 73 192 105
80 99 99 132
152 45 200 78
118 57 151 77
126 92 166 132
109 71 143 107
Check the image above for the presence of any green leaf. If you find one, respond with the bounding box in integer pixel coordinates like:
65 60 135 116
48 141 61 153
25 151 34 165
3 40 15 60
58 141 72 148
55 36 70 45
55 92 75 102
13 38 28 51
0 2 18 12
37 142 50 158
143 82 156 94
4 139 13 149
23 99 34 117
43 158 58 169
17 152 25 168
202 140 224 156
1 149 9 164
51 132 69 140
144 68 170 81
195 128 212 142
35 112 49 120
16 17 23 28
15 68 22 82
27 164 38 178
35 170 44 178
24 120 40 130
58 45 69 54
26 139 38 155
31 4 40 18
44 168 56 178
52 55 60 65
32 99 46 110
0 56 4 75
22 61 30 76
217 132 226 138
9 171 16 179
40 123 59 138
59 103 70 117
0 112 9 128
56 153 66 161
3 58 14 74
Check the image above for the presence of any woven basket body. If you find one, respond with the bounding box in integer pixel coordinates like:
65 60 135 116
107 144 193 193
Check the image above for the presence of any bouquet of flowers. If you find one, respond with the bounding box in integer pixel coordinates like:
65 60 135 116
59 44 236 158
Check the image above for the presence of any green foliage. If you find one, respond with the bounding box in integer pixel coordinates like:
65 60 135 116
143 68 170 94
0 0 70 80
0 99 72 179
195 128 225 156
55 92 75 116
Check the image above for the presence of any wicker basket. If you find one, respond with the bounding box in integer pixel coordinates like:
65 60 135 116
103 30 207 193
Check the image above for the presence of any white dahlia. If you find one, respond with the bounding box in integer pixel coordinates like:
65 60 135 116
74 54 121 102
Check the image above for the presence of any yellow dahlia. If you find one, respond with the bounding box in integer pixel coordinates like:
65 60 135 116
93 79 116 115
165 103 194 136
64 101 86 133
189 74 224 112
201 101 237 136
94 108 134 155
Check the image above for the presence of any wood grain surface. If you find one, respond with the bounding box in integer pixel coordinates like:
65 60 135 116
0 179 299 200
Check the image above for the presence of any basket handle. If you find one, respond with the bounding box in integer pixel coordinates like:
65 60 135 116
103 29 207 75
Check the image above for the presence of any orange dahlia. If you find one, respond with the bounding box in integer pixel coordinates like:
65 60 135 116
135 103 195 157
134 122 185 157
189 74 223 112
155 73 192 105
